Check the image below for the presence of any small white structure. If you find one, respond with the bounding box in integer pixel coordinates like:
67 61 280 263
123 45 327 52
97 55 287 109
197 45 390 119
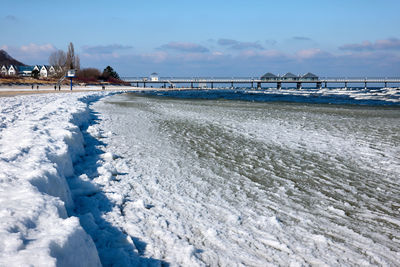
39 65 57 78
150 72 159 81
8 65 17 76
198 82 207 88
40 65 49 78
0 65 7 76
48 66 56 76
66 69 76 78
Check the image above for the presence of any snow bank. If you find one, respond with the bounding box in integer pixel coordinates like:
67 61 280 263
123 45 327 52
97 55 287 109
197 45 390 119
0 93 110 266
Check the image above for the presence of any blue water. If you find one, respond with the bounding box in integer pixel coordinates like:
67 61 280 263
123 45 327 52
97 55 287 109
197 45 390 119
134 88 400 106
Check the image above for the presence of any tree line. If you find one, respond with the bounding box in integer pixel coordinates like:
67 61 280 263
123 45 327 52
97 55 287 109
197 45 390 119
49 42 121 83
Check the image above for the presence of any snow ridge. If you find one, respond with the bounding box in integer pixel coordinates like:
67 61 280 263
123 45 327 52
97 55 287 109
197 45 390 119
69 99 165 266
0 93 109 266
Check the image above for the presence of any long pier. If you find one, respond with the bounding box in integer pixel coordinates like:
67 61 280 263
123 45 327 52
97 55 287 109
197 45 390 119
123 77 400 89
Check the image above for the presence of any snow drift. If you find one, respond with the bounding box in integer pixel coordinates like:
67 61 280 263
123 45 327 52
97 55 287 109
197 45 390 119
0 93 109 266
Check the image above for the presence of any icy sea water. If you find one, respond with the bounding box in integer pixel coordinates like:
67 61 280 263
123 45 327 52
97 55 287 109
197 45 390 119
90 90 400 266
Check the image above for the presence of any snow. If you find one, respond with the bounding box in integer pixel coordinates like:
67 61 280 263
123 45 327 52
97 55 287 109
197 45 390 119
83 93 399 266
1 89 399 266
0 92 107 266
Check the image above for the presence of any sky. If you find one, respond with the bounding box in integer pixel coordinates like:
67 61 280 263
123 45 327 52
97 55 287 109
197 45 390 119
1 0 400 77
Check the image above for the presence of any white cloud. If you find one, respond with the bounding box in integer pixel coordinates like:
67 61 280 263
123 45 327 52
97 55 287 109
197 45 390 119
20 43 56 53
296 48 324 59
339 38 400 51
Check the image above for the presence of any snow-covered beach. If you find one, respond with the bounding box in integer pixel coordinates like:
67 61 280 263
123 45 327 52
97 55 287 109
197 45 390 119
1 89 399 266
0 92 107 266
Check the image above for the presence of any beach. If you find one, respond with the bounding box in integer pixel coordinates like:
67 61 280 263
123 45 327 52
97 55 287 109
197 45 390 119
0 85 139 97
0 88 399 266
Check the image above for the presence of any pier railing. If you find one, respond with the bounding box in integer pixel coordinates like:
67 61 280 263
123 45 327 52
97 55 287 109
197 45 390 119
122 77 400 90
122 77 400 83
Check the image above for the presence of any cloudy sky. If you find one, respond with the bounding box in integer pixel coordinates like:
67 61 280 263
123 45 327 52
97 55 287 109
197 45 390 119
1 0 400 77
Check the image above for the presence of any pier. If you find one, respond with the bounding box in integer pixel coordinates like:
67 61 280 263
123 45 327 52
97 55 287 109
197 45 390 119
122 77 400 89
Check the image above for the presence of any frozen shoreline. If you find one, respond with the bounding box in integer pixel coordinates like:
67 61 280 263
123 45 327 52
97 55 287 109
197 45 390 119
0 91 167 266
0 85 154 97
0 92 112 266
1 89 399 266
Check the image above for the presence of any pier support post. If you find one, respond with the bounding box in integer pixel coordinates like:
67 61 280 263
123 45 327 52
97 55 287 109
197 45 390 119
324 82 327 88
211 82 213 89
144 82 146 88
364 82 367 90
317 82 322 89
296 82 302 90
251 82 253 89
257 82 261 89
277 82 282 90
231 82 234 88
136 82 139 87
385 82 387 88
344 82 347 90
191 82 193 88
163 82 166 88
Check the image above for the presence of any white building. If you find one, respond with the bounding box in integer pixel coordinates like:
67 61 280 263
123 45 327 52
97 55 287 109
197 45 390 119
39 65 57 78
8 65 17 76
40 65 49 78
150 72 159 81
0 65 7 76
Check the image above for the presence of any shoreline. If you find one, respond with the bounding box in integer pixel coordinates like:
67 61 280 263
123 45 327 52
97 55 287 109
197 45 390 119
0 85 222 97
0 85 158 97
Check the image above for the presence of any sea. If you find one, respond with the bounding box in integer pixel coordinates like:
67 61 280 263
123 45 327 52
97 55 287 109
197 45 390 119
90 87 400 266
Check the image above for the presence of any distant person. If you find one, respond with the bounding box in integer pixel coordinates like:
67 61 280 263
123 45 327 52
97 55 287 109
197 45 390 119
37 85 39 90
31 84 34 90
54 85 57 90
59 85 61 91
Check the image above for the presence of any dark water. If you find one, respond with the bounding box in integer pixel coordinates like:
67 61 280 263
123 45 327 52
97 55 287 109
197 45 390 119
134 87 400 106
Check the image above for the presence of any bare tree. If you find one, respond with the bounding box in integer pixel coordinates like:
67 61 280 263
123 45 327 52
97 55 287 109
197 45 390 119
48 51 58 66
48 50 67 77
48 50 66 68
75 54 80 71
66 42 80 70
56 50 67 69
66 42 75 70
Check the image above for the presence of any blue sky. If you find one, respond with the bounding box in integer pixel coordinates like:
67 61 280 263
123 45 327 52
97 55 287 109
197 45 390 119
1 0 400 77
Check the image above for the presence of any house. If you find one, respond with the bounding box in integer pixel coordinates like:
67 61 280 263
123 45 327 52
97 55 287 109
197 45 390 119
301 72 318 81
261 72 278 81
48 65 56 76
40 65 49 78
8 65 17 76
39 65 56 78
282 72 299 80
0 65 7 76
150 72 159 81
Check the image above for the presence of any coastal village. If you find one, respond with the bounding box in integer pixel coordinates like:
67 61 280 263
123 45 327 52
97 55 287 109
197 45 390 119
0 64 59 78
0 47 126 87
